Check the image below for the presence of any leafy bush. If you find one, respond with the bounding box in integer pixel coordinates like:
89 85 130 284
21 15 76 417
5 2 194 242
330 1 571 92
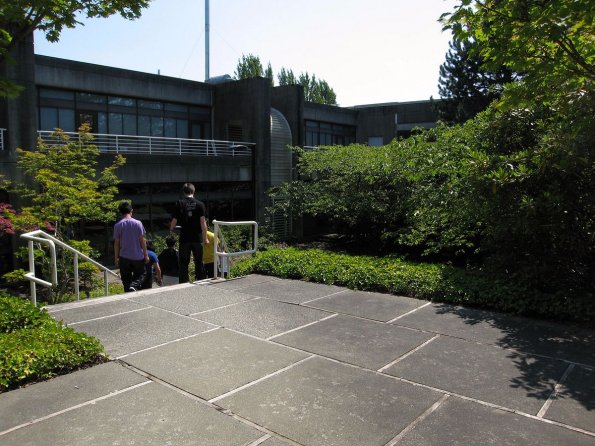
0 293 105 391
0 294 48 333
232 247 595 322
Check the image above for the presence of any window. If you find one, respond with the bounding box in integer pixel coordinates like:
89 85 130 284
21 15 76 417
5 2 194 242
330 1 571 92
305 120 355 147
368 136 384 147
38 88 211 139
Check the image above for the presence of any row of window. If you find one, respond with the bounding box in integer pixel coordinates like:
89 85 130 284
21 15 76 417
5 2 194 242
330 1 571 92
38 88 211 139
305 120 356 147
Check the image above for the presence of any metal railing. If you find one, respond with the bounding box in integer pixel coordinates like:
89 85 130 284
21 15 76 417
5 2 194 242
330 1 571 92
0 128 5 151
20 230 120 306
37 131 254 157
212 220 258 279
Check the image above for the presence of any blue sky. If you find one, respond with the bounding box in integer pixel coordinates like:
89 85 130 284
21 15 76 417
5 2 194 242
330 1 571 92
34 0 458 106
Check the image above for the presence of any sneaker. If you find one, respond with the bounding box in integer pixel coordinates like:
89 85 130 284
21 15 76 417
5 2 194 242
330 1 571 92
128 286 137 292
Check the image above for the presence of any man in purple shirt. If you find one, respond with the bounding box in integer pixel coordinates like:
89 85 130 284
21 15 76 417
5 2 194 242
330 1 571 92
113 201 149 292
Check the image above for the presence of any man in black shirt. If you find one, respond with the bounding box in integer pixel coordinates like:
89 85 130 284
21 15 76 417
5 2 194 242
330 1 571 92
170 183 209 283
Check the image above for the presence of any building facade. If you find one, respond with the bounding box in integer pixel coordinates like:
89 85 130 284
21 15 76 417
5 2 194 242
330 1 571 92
0 41 439 268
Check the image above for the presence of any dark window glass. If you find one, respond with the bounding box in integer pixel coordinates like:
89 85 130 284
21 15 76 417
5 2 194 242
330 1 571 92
40 107 58 130
109 113 123 134
164 118 176 138
97 112 108 134
58 109 75 132
138 115 151 136
109 96 136 107
177 120 189 138
77 92 106 104
123 114 137 135
138 100 162 110
151 116 163 137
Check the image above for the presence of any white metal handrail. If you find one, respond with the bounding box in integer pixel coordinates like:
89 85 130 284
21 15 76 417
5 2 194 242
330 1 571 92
212 220 258 279
37 131 254 157
20 230 120 306
0 128 5 151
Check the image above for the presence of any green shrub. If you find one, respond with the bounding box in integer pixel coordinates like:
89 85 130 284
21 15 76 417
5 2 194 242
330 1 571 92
0 293 48 333
0 293 105 391
231 247 595 322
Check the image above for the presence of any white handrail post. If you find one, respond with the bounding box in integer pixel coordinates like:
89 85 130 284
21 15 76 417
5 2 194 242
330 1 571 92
73 253 80 301
28 240 37 306
116 134 120 154
213 220 220 279
104 270 109 296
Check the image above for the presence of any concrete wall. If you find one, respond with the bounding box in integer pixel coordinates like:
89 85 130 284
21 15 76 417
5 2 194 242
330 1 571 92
354 101 439 142
271 85 304 146
0 36 38 177
304 102 357 126
35 56 213 106
213 77 271 221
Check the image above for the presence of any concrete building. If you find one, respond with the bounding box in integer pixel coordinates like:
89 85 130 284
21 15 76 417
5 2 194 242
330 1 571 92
0 41 439 268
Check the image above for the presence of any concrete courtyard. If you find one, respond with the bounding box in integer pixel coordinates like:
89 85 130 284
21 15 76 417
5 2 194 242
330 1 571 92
0 274 593 445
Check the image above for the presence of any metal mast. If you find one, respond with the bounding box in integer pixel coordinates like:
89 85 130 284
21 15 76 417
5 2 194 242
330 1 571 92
205 0 210 81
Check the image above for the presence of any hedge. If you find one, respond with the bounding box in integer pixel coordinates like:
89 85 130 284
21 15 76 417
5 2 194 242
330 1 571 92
0 294 106 392
232 247 594 322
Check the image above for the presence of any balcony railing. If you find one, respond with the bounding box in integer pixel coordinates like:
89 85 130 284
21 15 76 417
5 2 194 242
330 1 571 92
37 131 254 157
0 128 5 151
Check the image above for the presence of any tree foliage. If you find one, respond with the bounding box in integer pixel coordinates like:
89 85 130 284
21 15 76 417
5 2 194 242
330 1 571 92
234 53 265 80
13 125 125 236
436 37 517 123
1 125 126 302
0 0 150 98
277 68 337 105
234 54 337 105
442 0 595 107
273 93 595 298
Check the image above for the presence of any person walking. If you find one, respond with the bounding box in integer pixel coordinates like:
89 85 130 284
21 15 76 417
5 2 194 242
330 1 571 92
141 240 162 289
169 183 209 283
113 201 148 292
158 235 180 286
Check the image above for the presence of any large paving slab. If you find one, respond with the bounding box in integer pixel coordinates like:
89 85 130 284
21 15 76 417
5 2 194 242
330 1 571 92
396 395 595 446
211 274 281 290
0 362 147 433
129 284 256 315
304 289 424 322
0 382 263 446
219 356 443 446
234 278 344 304
192 298 331 339
545 365 595 432
393 303 595 366
123 328 309 400
70 307 216 358
384 335 569 414
273 314 435 370
48 298 149 325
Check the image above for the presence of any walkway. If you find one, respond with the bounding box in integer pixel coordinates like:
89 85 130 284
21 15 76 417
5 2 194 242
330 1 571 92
0 274 593 445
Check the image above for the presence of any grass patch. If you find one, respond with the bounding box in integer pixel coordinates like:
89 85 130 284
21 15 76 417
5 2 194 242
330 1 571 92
232 247 595 323
0 293 106 392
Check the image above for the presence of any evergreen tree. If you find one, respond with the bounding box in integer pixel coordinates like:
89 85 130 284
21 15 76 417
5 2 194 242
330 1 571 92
436 38 517 124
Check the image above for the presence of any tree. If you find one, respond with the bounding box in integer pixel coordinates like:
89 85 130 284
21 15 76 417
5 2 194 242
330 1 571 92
436 37 517 124
234 54 264 79
0 0 150 98
1 125 126 301
278 68 337 105
442 0 595 107
14 125 125 236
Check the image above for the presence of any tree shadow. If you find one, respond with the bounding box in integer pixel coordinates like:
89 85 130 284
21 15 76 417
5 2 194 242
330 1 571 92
433 303 595 412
